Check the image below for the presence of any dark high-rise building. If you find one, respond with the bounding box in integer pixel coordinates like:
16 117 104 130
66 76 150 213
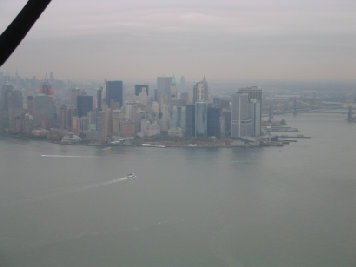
106 81 123 108
77 95 93 117
185 104 195 138
170 105 186 129
207 106 221 138
223 111 231 138
97 88 102 111
195 102 208 137
135 85 149 96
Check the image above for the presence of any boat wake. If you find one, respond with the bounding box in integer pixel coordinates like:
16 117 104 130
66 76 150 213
41 154 96 159
80 177 128 190
23 176 133 203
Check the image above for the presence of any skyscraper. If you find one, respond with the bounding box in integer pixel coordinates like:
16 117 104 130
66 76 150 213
195 102 208 137
97 87 102 111
170 105 186 129
231 93 254 138
7 90 23 122
231 86 262 138
33 94 56 129
207 106 221 138
238 86 262 135
193 76 208 103
157 77 172 97
106 81 123 108
251 99 261 137
77 95 93 117
222 111 231 138
185 104 195 138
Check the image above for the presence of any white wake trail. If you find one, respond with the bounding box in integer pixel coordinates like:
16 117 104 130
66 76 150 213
80 177 128 190
33 177 129 202
41 154 96 159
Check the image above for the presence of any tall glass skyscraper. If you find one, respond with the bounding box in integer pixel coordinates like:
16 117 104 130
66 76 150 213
105 81 123 108
170 105 186 129
185 105 195 138
207 106 221 138
195 102 208 137
77 95 93 117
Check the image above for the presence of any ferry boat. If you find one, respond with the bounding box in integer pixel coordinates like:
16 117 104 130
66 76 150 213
141 144 166 148
127 172 136 179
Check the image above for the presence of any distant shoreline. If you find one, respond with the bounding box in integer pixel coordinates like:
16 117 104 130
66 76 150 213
0 132 262 148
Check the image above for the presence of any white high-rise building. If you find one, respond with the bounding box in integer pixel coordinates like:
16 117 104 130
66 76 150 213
192 76 208 103
231 92 261 138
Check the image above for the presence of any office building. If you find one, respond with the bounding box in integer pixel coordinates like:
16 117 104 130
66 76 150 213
33 94 56 129
195 102 208 137
77 95 93 117
185 104 195 137
238 86 262 135
231 93 254 138
170 105 186 130
222 111 231 138
7 90 23 122
106 81 123 108
193 76 208 103
157 77 172 99
251 99 261 137
207 106 221 138
97 88 102 111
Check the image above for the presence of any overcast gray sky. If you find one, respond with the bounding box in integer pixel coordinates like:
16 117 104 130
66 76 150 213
0 0 355 81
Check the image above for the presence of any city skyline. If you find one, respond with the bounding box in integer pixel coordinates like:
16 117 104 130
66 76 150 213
1 0 355 81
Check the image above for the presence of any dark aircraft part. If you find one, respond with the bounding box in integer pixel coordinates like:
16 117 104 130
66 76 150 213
0 0 52 66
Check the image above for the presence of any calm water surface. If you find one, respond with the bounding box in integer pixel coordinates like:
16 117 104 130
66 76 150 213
1 113 356 266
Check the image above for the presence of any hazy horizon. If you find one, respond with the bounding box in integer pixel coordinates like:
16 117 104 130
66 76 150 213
1 0 355 81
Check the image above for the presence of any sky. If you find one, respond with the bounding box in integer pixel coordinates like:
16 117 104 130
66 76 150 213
0 0 355 81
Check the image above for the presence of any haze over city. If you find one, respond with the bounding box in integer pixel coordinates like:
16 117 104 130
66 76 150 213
1 0 355 81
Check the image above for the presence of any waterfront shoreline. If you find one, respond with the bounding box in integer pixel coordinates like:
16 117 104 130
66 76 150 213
0 133 293 148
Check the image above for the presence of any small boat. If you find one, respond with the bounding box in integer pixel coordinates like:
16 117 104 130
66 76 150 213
142 143 166 148
127 172 136 179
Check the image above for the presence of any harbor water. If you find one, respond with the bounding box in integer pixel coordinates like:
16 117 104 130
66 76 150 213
0 113 356 266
